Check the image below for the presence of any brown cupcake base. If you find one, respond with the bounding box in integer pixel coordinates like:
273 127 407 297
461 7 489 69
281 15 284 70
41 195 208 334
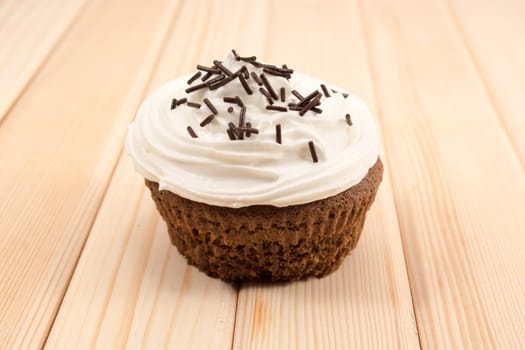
145 158 383 282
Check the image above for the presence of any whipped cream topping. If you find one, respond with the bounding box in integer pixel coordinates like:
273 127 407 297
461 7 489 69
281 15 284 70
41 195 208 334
126 52 379 208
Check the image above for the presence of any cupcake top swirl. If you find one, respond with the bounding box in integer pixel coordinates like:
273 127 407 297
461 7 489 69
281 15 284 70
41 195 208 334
126 51 380 208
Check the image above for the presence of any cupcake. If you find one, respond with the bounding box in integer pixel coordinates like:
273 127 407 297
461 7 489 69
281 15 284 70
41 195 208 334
126 50 383 281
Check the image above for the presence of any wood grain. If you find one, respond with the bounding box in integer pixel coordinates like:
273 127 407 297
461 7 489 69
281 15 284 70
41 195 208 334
2 0 525 347
45 155 238 350
0 0 87 122
232 0 420 348
233 181 420 349
0 0 180 347
441 0 525 167
46 0 270 348
360 0 525 348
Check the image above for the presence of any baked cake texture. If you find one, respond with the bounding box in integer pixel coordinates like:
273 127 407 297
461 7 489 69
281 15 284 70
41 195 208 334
145 159 382 281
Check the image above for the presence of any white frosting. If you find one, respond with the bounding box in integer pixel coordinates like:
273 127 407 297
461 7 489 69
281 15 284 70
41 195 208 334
126 53 379 208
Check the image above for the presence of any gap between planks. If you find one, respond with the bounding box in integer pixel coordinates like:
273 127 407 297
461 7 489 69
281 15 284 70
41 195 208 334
0 0 183 348
439 0 525 171
42 0 187 345
45 0 254 348
45 0 417 343
355 0 424 347
232 0 419 349
0 0 89 125
358 0 525 347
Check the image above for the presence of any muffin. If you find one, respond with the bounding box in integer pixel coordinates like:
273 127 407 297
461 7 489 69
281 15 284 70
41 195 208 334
126 50 383 281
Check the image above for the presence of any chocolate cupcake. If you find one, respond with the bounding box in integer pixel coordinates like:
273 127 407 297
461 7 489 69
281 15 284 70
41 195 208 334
126 50 383 281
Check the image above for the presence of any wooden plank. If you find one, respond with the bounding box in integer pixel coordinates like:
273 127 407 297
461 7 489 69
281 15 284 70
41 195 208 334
0 0 87 122
45 155 238 350
359 0 525 348
441 0 525 166
0 0 181 348
233 180 420 350
47 0 270 348
232 0 420 349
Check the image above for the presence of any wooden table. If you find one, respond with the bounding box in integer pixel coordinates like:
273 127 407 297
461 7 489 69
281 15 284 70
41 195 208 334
1 0 524 348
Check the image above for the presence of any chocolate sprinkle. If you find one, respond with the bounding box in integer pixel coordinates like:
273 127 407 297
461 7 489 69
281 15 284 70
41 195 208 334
259 87 274 105
187 71 202 85
187 126 198 138
241 57 263 68
177 51 331 161
213 60 233 76
291 90 305 101
228 122 243 139
232 49 240 60
223 96 238 104
263 67 289 78
233 66 250 79
345 113 353 126
238 106 246 127
308 141 318 163
223 96 243 107
209 74 237 90
187 102 201 109
260 73 278 100
282 65 293 79
206 74 225 86
176 97 187 105
237 96 245 107
343 93 349 98
266 105 287 112
197 64 220 74
233 67 244 77
203 98 218 114
185 82 208 93
300 94 322 116
237 53 257 61
226 128 236 140
251 72 263 86
320 84 330 97
242 66 250 79
261 63 279 70
262 63 293 72
298 90 320 107
239 127 259 134
200 114 215 127
201 71 213 81
238 75 253 95
266 64 293 74
289 101 320 112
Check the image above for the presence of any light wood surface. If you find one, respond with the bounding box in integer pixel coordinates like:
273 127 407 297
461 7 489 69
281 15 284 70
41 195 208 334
0 0 87 122
1 0 524 349
0 0 180 347
360 0 525 347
